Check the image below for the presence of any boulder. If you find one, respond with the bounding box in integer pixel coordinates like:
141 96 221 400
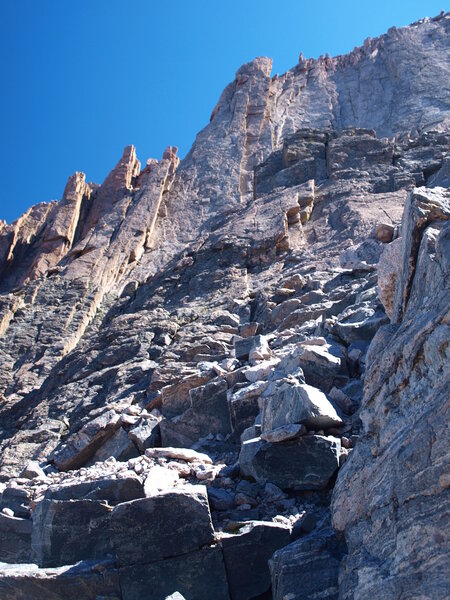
244 358 280 383
87 426 139 464
128 416 161 451
0 559 120 600
220 520 292 600
31 499 113 567
44 475 145 503
119 544 230 600
52 410 120 471
229 380 268 435
261 423 307 443
19 461 46 480
160 378 232 447
239 435 340 490
145 446 212 464
270 526 346 600
110 485 214 566
234 337 254 361
249 335 272 364
0 487 32 518
0 512 32 563
332 303 389 344
261 377 342 433
295 344 342 392
372 222 395 243
207 487 235 511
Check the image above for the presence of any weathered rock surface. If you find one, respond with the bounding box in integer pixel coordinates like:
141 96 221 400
110 485 214 566
332 185 450 599
220 520 292 600
119 544 230 600
0 560 121 600
261 377 342 432
0 11 448 600
240 435 341 490
270 525 347 600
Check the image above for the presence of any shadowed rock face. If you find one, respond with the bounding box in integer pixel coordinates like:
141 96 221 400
332 186 450 599
0 12 449 600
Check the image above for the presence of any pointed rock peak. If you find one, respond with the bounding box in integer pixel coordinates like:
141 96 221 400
163 146 178 161
121 144 138 164
62 172 88 204
236 57 273 79
103 144 141 193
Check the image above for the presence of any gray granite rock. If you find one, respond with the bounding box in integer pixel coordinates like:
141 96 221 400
207 486 235 511
0 13 448 600
44 475 144 503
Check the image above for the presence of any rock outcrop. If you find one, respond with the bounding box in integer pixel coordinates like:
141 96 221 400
0 11 449 600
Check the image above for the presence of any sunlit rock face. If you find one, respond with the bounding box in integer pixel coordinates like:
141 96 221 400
0 12 448 600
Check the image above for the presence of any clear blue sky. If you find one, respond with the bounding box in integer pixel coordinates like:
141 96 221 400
0 0 447 223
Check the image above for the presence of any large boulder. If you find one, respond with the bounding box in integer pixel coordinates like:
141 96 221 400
31 475 144 567
220 520 292 600
44 475 144 503
270 525 346 600
160 379 232 447
0 513 32 563
239 435 340 490
110 485 214 566
118 544 230 600
0 559 120 600
52 410 120 471
261 376 342 433
31 499 113 567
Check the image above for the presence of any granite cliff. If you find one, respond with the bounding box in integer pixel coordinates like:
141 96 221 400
0 12 448 600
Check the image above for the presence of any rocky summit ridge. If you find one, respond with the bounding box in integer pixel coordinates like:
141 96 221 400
0 12 449 600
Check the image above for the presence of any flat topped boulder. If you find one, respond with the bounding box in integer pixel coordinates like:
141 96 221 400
44 475 144 504
0 559 120 600
110 484 215 566
261 377 342 433
145 447 212 464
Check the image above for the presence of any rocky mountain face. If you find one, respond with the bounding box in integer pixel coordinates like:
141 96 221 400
0 12 448 600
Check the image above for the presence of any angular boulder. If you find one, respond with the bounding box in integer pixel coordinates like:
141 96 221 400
32 499 113 567
0 512 32 563
240 435 340 490
0 559 120 600
110 485 214 566
220 520 292 600
261 377 342 433
44 475 144 503
119 544 230 600
270 526 347 600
